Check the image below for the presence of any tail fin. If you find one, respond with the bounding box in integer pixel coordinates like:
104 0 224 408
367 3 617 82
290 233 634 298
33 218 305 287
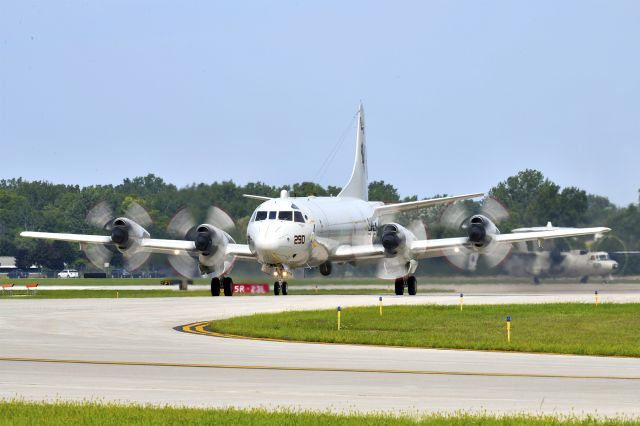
338 103 368 200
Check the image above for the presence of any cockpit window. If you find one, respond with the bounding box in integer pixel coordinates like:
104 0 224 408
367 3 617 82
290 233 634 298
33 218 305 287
255 211 267 221
598 254 608 260
294 211 305 223
268 211 277 220
278 211 293 221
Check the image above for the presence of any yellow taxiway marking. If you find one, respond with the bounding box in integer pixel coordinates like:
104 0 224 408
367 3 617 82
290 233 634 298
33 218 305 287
179 321 640 360
0 356 639 381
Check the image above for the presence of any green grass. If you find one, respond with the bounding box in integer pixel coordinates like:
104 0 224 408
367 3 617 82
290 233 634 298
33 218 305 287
208 303 640 357
0 400 638 425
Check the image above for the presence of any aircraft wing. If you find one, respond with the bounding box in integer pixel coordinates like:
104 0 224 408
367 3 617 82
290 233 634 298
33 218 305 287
493 227 610 244
409 227 611 259
373 193 483 216
323 226 611 263
20 231 257 259
331 244 385 261
20 231 112 244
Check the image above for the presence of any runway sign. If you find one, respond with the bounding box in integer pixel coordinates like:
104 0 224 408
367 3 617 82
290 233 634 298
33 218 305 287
233 284 270 294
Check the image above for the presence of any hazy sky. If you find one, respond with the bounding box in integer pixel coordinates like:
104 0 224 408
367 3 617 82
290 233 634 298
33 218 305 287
1 1 639 206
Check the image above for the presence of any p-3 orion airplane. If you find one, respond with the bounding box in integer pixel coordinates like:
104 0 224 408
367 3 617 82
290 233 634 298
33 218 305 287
21 104 610 296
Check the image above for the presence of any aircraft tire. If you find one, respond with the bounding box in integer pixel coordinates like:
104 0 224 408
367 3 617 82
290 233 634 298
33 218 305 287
407 275 417 295
282 281 288 295
394 278 404 296
580 276 589 284
319 261 332 276
274 282 281 296
211 277 221 297
223 277 233 296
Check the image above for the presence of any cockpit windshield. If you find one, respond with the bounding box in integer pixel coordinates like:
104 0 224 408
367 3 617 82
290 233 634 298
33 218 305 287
253 209 306 222
598 254 609 261
278 211 293 221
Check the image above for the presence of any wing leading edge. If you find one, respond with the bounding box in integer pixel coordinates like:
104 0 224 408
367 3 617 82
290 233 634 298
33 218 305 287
19 231 255 259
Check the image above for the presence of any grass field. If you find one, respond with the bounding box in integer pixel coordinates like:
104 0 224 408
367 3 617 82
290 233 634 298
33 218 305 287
207 303 640 357
0 401 638 425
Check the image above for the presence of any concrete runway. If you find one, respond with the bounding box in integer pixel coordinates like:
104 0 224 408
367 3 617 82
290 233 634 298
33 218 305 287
1 292 640 417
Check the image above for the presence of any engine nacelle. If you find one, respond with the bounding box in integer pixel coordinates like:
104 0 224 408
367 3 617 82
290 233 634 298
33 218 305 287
194 224 235 275
111 217 150 252
466 215 500 249
375 223 416 257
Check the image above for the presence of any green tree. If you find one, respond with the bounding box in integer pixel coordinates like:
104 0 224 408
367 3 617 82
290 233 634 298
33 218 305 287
368 181 400 202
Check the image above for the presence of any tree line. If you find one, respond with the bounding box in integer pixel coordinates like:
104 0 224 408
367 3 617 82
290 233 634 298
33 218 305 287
0 170 638 274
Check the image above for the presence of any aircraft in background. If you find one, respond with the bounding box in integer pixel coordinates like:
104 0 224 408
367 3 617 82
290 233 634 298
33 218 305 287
451 222 621 283
504 249 619 284
21 104 610 296
502 223 632 283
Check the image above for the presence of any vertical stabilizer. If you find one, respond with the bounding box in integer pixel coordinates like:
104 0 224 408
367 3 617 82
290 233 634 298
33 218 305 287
338 103 368 200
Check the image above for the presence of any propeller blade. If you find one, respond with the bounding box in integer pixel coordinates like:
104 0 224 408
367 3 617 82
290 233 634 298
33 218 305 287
168 252 200 277
440 201 470 230
445 248 479 271
125 201 152 229
87 201 114 230
82 243 113 270
594 235 629 275
480 197 509 223
484 243 512 268
123 250 151 272
408 220 427 241
206 206 235 232
375 257 408 280
167 208 196 239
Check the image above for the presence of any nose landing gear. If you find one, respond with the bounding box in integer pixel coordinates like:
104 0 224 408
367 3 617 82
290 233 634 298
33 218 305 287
272 268 290 296
394 275 418 296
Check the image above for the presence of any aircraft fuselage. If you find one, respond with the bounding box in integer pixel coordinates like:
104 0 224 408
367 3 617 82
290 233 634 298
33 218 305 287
246 193 383 270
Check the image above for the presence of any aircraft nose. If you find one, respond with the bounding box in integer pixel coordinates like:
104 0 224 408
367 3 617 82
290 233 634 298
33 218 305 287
254 237 280 252
612 261 619 270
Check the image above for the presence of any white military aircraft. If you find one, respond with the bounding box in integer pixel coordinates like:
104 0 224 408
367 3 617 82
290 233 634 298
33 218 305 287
21 104 610 296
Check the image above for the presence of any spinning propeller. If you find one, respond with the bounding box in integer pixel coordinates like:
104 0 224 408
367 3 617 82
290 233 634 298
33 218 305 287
83 201 153 271
166 206 235 277
440 197 511 271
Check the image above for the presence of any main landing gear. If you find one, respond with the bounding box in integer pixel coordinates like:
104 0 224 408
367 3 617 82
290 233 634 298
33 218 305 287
211 276 234 297
274 280 288 296
394 275 417 296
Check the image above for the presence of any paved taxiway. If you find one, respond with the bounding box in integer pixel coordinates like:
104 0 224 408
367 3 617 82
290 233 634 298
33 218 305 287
1 292 640 416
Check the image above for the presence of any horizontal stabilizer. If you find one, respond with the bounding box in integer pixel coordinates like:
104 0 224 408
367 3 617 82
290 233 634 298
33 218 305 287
243 194 274 201
374 193 483 217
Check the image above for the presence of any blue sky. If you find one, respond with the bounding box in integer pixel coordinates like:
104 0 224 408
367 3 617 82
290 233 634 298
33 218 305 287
1 1 639 206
